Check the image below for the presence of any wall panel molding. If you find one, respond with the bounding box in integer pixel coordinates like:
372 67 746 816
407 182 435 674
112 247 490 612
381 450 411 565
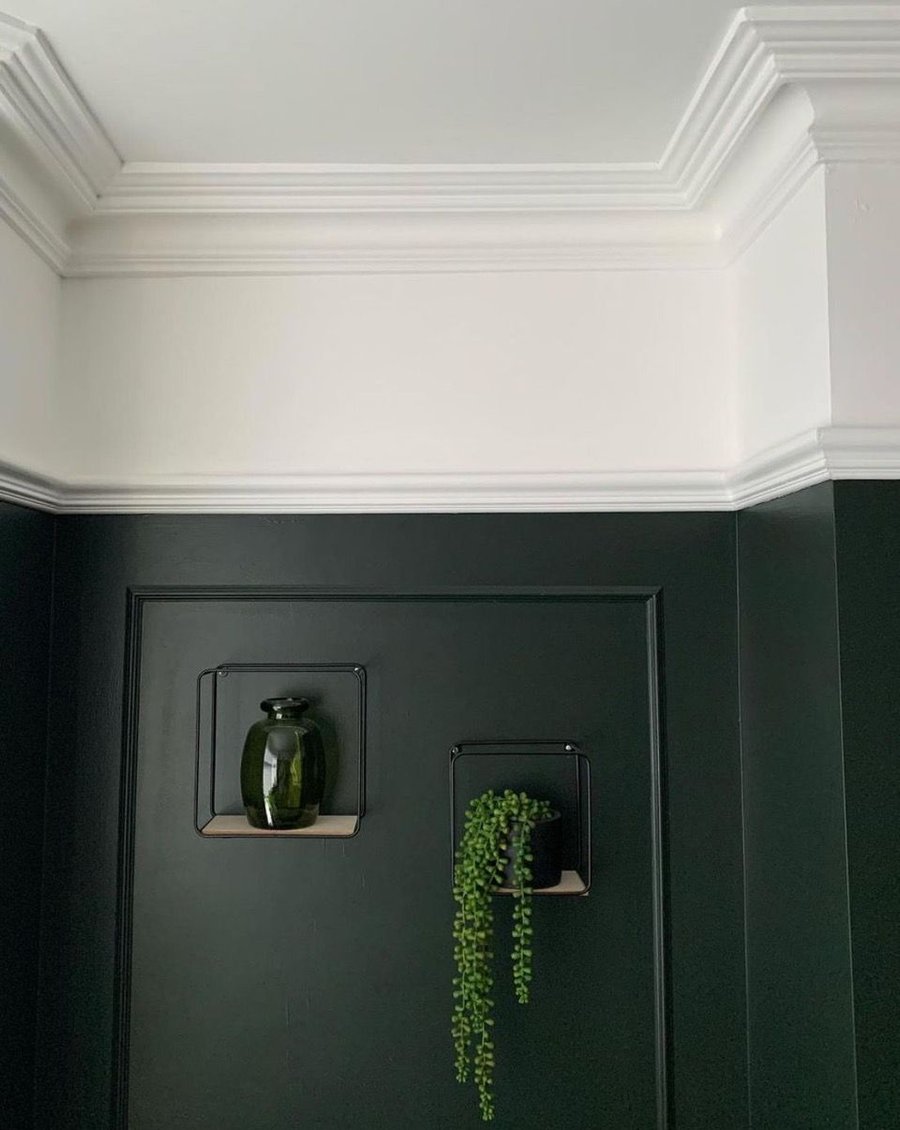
111 586 672 1127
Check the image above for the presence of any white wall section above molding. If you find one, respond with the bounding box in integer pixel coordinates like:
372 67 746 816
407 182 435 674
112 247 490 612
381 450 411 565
0 7 899 274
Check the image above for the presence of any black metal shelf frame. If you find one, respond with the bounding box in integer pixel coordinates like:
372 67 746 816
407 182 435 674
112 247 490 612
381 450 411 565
194 661 367 838
449 739 592 894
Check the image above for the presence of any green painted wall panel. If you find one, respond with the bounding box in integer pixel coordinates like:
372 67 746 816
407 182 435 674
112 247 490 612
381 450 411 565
34 513 747 1129
737 485 857 1129
0 501 54 1130
834 481 900 1130
133 596 656 1128
13 485 899 1126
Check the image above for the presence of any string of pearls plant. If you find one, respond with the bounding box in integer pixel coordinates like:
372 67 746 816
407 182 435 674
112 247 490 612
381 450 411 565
451 789 553 1121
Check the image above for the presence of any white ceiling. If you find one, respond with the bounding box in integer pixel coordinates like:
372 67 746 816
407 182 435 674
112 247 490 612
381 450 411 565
3 0 864 164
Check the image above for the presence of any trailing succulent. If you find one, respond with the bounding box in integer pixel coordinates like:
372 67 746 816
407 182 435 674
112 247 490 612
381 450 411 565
452 789 553 1121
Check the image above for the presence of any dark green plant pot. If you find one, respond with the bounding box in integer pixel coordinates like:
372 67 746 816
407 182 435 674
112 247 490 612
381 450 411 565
501 810 562 889
240 697 326 829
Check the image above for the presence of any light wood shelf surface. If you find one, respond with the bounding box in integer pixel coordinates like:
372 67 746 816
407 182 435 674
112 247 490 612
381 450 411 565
200 814 359 837
495 870 587 896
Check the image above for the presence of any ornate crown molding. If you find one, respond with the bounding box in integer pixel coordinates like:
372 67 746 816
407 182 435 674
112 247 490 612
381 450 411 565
0 6 899 272
0 12 118 201
0 11 118 266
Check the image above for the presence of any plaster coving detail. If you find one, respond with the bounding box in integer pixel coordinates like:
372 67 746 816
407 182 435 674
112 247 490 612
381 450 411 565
0 11 118 208
2 7 900 273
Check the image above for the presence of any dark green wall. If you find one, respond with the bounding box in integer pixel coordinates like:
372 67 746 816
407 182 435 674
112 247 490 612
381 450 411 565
737 484 858 1128
737 481 900 1129
134 595 653 1128
834 482 900 1129
33 512 747 1129
13 488 896 1127
0 501 54 1130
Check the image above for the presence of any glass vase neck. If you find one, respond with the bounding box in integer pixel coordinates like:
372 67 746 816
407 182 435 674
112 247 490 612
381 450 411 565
261 697 310 720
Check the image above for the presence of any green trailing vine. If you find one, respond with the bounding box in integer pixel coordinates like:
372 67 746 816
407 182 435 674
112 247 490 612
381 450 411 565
452 789 553 1121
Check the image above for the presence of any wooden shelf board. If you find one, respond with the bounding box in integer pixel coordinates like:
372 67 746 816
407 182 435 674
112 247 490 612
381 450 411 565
495 870 587 896
200 814 359 838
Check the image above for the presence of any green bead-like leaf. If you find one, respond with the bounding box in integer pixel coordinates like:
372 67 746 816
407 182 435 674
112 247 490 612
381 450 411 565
452 787 551 1121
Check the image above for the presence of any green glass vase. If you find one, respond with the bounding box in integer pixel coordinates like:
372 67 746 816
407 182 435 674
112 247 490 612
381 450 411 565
240 697 326 829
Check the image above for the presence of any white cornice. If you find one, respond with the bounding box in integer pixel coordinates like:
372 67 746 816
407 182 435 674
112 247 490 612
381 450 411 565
0 12 119 207
662 3 781 207
0 7 900 273
0 168 68 270
96 163 677 214
749 4 900 79
91 8 900 214
65 210 718 276
3 429 899 515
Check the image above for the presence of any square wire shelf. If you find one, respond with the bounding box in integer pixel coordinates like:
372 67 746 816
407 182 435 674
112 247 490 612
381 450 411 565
450 739 592 895
195 662 366 838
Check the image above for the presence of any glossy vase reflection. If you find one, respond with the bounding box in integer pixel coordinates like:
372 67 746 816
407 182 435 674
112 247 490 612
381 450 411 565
240 698 326 829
